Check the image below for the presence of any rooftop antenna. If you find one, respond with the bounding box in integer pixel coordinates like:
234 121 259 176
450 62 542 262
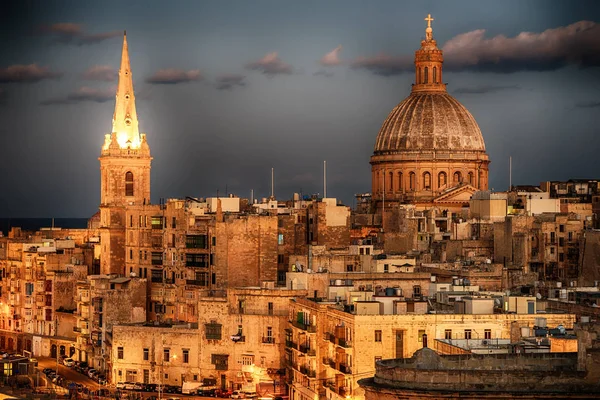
509 156 512 191
271 167 274 199
250 189 254 204
323 160 327 199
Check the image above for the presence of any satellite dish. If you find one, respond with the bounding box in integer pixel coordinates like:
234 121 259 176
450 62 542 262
536 293 542 299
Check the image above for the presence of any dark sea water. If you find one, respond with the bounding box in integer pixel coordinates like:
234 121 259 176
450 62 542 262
0 218 89 236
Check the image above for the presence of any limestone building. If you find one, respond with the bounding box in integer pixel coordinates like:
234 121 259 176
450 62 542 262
370 15 490 212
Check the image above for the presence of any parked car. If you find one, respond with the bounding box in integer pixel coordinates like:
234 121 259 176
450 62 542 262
96 374 107 385
123 382 137 390
116 382 127 390
132 383 144 391
215 389 232 398
63 358 75 367
144 383 158 392
87 369 97 378
231 391 245 399
197 388 217 397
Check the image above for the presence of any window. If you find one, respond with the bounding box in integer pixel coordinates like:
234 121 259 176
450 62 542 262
374 356 382 367
186 253 208 268
559 237 564 246
559 224 565 233
267 326 273 340
559 253 564 262
550 232 556 242
424 66 429 83
484 329 492 339
464 329 472 339
212 237 216 246
398 172 403 190
183 349 189 364
389 171 394 192
384 264 389 273
346 264 353 272
409 172 416 191
550 247 555 255
212 354 228 371
413 285 421 297
438 172 447 187
206 323 222 340
433 66 437 83
278 254 285 264
163 349 170 362
468 172 474 185
125 172 134 196
278 234 284 245
143 348 149 361
418 330 426 342
453 171 462 183
423 172 431 190
117 347 124 359
186 235 207 249
374 330 382 342
130 215 133 227
151 252 163 266
241 355 254 366
238 300 245 314
151 216 163 229
444 329 452 339
268 302 274 315
129 249 133 260
172 217 177 229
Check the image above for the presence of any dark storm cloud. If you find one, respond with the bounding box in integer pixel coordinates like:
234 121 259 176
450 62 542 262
82 65 117 82
353 21 600 76
40 86 114 105
246 52 293 76
39 23 120 45
443 20 600 72
350 54 412 76
453 85 521 94
574 100 600 108
0 64 62 83
313 69 334 78
215 74 246 90
146 69 203 84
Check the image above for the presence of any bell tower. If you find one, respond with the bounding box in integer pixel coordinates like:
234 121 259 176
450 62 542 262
412 14 446 93
98 32 152 275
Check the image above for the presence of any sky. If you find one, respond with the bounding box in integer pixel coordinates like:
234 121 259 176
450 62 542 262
0 0 599 217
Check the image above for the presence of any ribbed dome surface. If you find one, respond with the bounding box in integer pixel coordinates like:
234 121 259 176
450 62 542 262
374 92 486 154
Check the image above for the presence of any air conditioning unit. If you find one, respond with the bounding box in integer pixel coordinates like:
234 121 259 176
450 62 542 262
482 339 489 345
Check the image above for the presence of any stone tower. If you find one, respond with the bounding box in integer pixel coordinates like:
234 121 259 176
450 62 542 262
370 15 490 212
99 32 152 275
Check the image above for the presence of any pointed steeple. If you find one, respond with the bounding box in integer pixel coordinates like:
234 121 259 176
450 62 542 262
412 14 446 93
111 31 141 149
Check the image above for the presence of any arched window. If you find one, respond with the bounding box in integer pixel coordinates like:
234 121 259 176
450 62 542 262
389 172 394 192
453 171 462 184
438 172 447 187
419 68 423 84
433 67 437 83
468 172 474 185
125 171 134 196
424 67 429 84
409 172 416 191
398 172 403 191
423 172 431 189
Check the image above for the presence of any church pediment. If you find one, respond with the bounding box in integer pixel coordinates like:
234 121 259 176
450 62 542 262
433 184 478 203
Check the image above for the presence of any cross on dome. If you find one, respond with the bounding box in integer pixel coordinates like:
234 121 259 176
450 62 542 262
425 14 434 29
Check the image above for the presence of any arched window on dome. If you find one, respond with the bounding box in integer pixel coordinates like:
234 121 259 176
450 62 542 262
424 67 429 84
433 67 437 83
453 171 462 184
409 172 416 191
125 171 134 196
468 172 474 185
398 172 403 191
389 172 394 192
423 172 431 190
438 172 447 187
419 68 423 84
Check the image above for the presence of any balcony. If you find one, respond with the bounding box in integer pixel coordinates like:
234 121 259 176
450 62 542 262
299 344 316 356
339 363 352 374
73 327 82 333
291 320 317 333
262 337 275 344
325 382 349 398
337 338 351 348
285 340 298 350
185 280 208 287
299 365 316 378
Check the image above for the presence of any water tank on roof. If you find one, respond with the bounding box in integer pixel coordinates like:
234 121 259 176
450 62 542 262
385 288 395 296
520 327 530 337
335 280 342 286
535 317 547 328
463 278 470 286
395 288 403 296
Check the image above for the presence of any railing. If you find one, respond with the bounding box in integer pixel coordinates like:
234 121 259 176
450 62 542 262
73 327 81 333
339 363 352 374
338 338 351 348
292 320 317 333
285 340 298 350
299 365 316 378
262 337 274 344
185 280 208 286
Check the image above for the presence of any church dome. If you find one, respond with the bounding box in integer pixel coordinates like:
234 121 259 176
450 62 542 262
374 92 486 154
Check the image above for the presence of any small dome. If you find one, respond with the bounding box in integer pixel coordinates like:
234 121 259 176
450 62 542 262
374 92 486 154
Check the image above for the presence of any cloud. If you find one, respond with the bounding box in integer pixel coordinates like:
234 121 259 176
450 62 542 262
574 100 600 109
146 69 203 84
0 64 62 83
82 65 116 81
453 85 521 94
39 23 120 45
246 52 293 76
313 69 334 78
443 20 600 72
40 86 114 105
215 74 246 90
350 54 412 76
0 88 6 105
320 45 342 66
352 20 600 76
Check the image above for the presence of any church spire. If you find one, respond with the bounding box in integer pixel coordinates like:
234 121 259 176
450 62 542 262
110 31 141 149
412 14 446 93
